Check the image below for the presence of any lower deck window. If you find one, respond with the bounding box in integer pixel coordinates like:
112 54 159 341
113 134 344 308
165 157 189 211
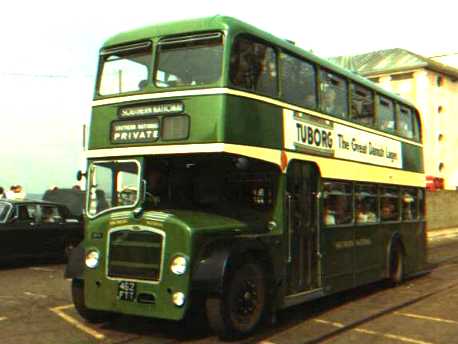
323 181 353 225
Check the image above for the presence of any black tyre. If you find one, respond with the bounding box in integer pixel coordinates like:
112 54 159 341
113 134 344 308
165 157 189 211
71 279 113 323
64 243 75 260
206 263 266 340
388 243 404 286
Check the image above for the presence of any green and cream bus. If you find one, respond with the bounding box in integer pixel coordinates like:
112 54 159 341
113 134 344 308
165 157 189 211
66 16 426 339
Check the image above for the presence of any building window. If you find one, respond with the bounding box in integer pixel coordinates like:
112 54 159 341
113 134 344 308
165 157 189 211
437 75 444 87
438 134 444 142
391 73 413 81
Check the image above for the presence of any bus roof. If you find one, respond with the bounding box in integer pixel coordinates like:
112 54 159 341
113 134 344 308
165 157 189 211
102 15 416 108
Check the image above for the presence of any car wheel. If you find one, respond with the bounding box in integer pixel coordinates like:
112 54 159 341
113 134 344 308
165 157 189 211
206 262 266 339
71 279 113 323
64 243 75 260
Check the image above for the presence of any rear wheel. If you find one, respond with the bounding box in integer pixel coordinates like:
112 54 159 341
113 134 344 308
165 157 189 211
71 279 113 323
206 262 266 340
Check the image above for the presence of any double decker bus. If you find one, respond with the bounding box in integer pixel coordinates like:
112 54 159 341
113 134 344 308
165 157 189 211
66 16 426 339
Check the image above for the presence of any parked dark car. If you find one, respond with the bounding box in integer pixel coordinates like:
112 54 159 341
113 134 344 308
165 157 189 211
42 187 85 219
0 199 83 262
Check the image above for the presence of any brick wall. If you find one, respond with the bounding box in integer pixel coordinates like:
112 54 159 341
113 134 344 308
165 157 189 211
427 190 458 230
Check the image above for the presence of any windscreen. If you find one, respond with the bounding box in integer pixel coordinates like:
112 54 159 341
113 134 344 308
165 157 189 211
98 42 152 96
155 33 223 88
87 160 140 217
0 203 10 222
143 154 279 223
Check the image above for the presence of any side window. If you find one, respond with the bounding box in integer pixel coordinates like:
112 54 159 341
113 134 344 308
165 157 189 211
319 70 348 117
355 184 378 224
280 54 316 109
378 97 395 133
380 187 399 222
412 109 421 141
322 181 353 226
351 84 374 126
401 189 417 221
230 36 277 96
16 205 37 222
41 206 62 223
399 105 414 139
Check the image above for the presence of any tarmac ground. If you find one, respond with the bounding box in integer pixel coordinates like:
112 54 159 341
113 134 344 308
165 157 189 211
1 228 458 344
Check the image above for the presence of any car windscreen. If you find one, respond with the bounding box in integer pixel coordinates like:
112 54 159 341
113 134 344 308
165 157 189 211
0 203 11 222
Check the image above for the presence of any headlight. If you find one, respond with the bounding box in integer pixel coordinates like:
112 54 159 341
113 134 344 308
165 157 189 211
170 255 187 275
172 292 185 307
85 250 100 268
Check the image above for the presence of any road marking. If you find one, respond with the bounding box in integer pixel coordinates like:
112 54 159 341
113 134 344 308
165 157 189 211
24 291 48 298
29 267 55 272
50 304 105 340
396 312 458 325
314 319 433 344
314 318 344 328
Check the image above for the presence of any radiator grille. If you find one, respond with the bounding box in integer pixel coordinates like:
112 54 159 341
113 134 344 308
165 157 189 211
108 230 163 281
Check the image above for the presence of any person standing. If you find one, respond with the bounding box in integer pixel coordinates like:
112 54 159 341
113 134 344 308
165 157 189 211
0 187 5 199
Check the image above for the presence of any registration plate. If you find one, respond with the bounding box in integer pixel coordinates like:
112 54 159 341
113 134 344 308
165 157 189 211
117 281 136 301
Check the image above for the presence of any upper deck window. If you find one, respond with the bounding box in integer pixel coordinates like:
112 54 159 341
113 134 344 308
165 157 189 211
378 97 395 133
319 70 348 118
280 53 316 109
98 41 152 96
154 33 223 88
350 83 374 126
230 36 278 97
399 105 419 140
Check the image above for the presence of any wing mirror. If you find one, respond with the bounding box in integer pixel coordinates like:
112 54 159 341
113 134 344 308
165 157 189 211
76 170 87 181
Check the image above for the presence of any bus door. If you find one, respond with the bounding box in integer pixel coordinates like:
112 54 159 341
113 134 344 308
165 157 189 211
286 161 320 294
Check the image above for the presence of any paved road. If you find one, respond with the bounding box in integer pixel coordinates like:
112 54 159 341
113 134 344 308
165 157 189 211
1 234 458 344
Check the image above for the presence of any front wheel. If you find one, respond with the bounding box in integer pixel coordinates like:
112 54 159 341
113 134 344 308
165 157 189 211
71 279 113 323
206 262 266 340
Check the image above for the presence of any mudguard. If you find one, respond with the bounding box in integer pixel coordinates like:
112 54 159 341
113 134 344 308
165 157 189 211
385 232 405 276
191 243 231 295
191 237 274 295
64 242 85 279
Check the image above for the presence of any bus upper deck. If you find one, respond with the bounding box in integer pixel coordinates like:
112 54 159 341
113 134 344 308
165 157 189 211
87 17 423 193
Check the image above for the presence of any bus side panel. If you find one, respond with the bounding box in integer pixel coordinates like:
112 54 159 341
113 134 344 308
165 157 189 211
321 226 354 293
400 222 424 275
353 224 385 286
224 95 283 150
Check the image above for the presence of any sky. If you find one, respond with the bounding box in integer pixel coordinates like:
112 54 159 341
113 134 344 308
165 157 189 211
1 0 456 193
